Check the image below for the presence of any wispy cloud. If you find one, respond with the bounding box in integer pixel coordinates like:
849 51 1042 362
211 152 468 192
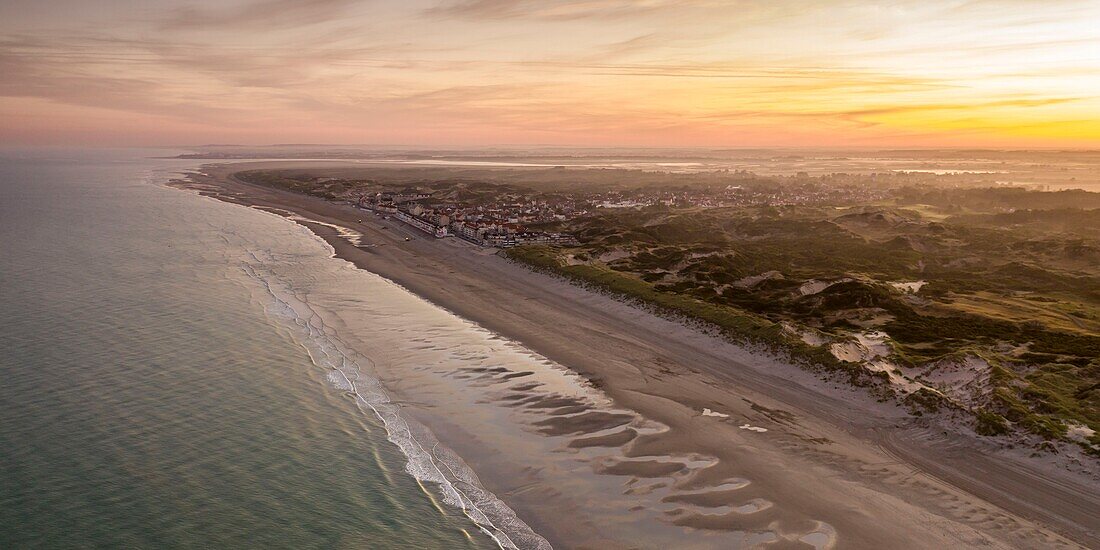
161 0 358 31
425 0 740 21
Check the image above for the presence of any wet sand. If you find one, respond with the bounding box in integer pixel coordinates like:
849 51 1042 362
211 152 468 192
177 161 1098 549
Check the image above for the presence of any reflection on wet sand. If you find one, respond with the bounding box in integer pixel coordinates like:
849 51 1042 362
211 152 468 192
433 336 839 548
234 227 837 548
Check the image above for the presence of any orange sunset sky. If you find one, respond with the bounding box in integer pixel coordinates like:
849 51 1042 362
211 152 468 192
1 0 1098 148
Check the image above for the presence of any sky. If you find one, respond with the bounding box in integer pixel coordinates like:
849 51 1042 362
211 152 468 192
1 0 1099 148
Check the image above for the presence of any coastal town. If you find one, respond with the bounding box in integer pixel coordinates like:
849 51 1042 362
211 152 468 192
343 170 910 247
355 188 580 247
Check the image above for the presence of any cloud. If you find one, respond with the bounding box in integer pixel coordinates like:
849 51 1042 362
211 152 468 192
161 0 357 31
425 0 524 19
683 97 1091 135
425 0 738 21
0 36 298 121
845 97 1087 117
0 47 225 121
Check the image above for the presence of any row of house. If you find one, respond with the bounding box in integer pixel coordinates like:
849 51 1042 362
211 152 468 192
386 207 576 248
394 210 448 238
358 188 579 247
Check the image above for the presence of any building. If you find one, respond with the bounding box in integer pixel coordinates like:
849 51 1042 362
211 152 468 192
395 210 448 237
450 222 485 244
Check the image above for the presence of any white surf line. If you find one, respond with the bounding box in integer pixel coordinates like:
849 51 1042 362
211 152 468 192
332 359 522 550
240 260 542 550
245 205 374 248
300 308 521 550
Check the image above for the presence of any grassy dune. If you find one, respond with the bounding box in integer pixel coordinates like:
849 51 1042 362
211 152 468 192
508 199 1100 450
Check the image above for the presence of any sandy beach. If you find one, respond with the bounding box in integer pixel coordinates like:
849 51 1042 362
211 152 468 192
177 161 1099 549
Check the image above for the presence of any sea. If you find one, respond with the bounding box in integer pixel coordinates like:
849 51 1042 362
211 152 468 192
0 149 838 549
0 149 523 548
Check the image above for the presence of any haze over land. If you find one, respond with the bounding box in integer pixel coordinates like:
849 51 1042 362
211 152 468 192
3 0 1100 147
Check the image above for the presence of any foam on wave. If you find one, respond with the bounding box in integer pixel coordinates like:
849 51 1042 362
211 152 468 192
240 258 551 550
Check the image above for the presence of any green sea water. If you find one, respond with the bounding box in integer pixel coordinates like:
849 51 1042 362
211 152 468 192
0 150 500 549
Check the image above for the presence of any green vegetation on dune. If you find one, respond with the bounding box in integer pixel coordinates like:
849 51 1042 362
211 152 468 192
235 170 360 200
505 245 866 381
508 196 1100 449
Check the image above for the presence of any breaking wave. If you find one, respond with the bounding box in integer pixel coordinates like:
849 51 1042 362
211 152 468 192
240 257 551 550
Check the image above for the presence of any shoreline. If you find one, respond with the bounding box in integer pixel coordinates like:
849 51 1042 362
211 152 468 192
176 161 1098 548
238 260 550 550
